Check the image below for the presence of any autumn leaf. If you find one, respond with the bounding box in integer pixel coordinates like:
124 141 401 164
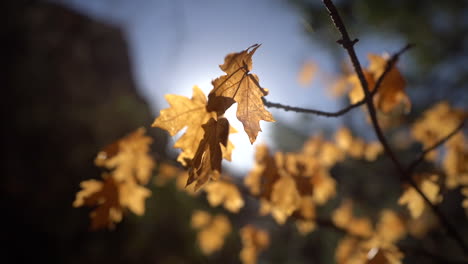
368 53 410 114
244 144 279 198
191 211 231 255
73 175 151 230
187 117 230 191
204 179 245 213
239 225 269 264
73 175 123 230
207 44 275 143
297 60 317 87
269 172 302 224
95 127 154 184
398 174 442 219
347 53 410 115
119 178 151 216
335 209 406 264
152 86 216 165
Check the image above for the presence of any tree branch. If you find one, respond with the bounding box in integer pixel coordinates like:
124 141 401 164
322 0 468 255
407 119 466 174
262 97 365 117
262 44 413 117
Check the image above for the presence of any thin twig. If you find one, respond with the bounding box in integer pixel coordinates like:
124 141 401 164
322 0 468 255
262 45 413 117
407 120 466 174
262 97 365 117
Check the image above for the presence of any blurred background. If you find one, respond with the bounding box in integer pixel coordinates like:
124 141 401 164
3 0 467 263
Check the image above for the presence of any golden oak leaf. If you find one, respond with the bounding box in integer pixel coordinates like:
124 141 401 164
73 175 123 230
398 175 442 219
207 44 275 143
239 225 269 264
152 86 216 165
187 117 230 191
191 211 231 255
204 180 245 213
95 127 154 184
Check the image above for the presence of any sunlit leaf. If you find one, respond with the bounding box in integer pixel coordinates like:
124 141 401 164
207 44 275 143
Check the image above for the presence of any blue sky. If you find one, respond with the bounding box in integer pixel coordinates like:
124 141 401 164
60 0 404 174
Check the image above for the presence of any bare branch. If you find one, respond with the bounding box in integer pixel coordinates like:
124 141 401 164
263 44 413 117
262 97 365 117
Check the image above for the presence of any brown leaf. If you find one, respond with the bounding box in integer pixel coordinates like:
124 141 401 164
73 175 123 230
207 44 275 143
347 54 410 114
368 53 410 114
187 117 230 190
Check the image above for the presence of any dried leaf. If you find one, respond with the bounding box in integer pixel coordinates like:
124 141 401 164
191 211 231 255
240 225 269 264
187 118 230 190
368 53 410 114
204 180 245 213
152 86 216 165
207 44 275 143
95 127 154 184
398 175 442 219
73 175 122 230
347 54 410 114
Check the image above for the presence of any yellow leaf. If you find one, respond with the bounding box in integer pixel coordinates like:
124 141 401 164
95 127 154 184
207 44 275 143
347 54 410 114
297 60 317 87
152 86 216 165
367 53 410 114
240 225 269 264
376 210 406 243
191 211 231 255
269 172 302 224
398 175 442 219
204 180 245 213
119 179 151 216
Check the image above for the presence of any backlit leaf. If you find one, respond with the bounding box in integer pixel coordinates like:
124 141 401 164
207 44 275 143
